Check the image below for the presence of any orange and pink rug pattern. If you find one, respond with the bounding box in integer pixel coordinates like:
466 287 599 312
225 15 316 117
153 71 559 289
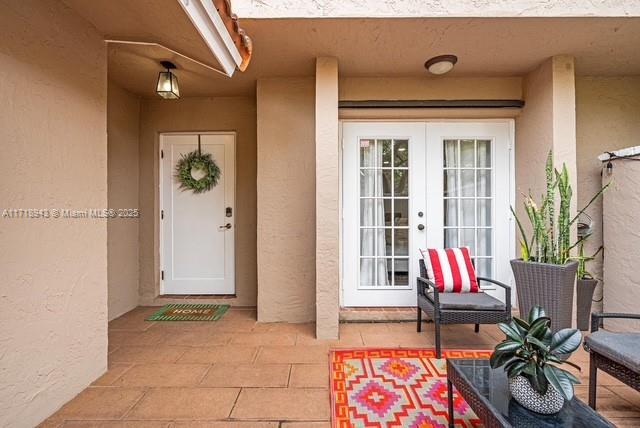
330 348 491 428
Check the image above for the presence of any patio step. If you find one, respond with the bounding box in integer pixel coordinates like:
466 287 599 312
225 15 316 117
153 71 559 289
340 307 417 322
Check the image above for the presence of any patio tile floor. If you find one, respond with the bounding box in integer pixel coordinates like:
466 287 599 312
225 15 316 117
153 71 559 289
42 306 640 427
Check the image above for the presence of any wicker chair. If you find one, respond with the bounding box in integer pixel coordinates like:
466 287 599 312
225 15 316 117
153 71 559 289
416 258 512 358
585 312 640 409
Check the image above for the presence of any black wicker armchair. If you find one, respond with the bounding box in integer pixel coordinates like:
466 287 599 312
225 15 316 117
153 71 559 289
585 312 640 409
416 258 512 358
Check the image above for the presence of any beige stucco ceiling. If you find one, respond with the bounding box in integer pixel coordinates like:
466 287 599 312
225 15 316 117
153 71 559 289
107 17 640 98
64 0 220 69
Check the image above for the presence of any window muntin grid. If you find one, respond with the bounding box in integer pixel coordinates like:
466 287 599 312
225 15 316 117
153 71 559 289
359 138 410 288
443 139 493 277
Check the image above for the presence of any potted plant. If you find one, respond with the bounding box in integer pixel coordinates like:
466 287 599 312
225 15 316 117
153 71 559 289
572 242 602 331
490 306 582 414
511 151 609 331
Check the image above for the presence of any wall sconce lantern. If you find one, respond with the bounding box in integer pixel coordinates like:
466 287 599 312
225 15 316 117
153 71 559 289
156 61 180 99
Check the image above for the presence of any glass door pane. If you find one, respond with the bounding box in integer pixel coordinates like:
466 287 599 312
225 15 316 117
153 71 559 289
359 138 410 287
442 139 493 277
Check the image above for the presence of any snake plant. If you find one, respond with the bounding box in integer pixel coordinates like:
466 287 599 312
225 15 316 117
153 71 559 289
490 306 582 400
512 151 609 265
572 242 603 280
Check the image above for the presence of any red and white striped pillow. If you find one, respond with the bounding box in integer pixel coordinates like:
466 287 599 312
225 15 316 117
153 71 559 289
419 247 479 293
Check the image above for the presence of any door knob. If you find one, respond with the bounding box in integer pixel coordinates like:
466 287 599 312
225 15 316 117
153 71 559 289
417 224 425 231
219 223 232 231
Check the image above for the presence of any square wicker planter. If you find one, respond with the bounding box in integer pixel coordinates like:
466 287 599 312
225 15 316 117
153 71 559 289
510 259 578 332
576 278 598 331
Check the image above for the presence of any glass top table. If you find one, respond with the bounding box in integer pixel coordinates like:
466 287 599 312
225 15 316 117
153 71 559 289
446 358 615 428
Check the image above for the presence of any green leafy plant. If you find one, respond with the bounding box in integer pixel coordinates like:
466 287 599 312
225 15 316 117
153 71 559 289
175 151 221 194
490 306 582 400
512 151 609 264
571 241 603 280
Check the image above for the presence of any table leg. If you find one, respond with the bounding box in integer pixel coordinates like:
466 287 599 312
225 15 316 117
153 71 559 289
447 378 454 428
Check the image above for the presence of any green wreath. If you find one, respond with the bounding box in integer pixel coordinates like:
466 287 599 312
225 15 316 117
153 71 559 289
175 150 221 193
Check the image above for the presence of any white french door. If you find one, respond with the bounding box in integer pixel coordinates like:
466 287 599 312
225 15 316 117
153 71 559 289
160 133 235 295
342 121 513 307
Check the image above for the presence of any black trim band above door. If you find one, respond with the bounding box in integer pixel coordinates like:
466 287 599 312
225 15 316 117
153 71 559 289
338 100 525 109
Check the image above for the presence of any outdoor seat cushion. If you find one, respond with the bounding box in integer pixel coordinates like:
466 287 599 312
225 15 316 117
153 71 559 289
585 331 640 373
426 290 505 311
420 247 479 293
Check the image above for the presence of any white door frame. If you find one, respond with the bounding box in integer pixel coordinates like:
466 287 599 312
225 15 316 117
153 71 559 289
159 131 236 295
340 119 516 307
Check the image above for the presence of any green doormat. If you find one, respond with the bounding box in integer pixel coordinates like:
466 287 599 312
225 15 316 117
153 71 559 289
146 304 230 321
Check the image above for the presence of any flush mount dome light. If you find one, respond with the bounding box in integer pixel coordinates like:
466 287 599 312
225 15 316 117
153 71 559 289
156 61 180 99
424 55 458 75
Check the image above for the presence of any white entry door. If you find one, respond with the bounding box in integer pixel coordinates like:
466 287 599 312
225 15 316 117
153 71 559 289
342 121 513 307
160 133 235 295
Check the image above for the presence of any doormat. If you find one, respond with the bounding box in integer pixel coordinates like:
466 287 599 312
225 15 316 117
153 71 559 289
146 304 230 321
330 348 491 428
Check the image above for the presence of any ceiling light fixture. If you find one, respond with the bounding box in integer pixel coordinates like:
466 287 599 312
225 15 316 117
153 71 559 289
424 55 458 75
156 61 180 99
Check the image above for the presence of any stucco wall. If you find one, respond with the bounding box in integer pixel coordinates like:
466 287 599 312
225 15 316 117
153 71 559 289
233 0 640 17
107 81 141 320
138 97 257 306
0 1 108 426
602 158 640 331
515 57 577 252
339 77 522 101
515 58 555 210
256 78 316 322
576 76 640 312
315 59 340 338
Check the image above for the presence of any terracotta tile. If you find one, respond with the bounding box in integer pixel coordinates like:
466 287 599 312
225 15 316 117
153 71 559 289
37 420 63 428
361 332 433 347
109 346 188 363
296 329 364 347
91 363 134 386
162 329 232 347
606 385 640 407
200 363 290 387
108 331 144 349
256 346 329 364
295 330 364 347
604 417 640 427
340 323 391 334
112 363 209 387
289 364 330 388
51 387 144 420
223 308 257 320
385 322 420 333
61 422 170 428
231 388 329 420
108 307 158 331
126 387 239 420
211 318 259 333
230 332 296 346
281 423 331 428
575 385 640 417
176 346 258 364
172 422 277 428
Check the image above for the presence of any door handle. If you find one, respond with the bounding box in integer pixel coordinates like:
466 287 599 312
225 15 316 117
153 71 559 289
417 224 425 231
219 223 232 231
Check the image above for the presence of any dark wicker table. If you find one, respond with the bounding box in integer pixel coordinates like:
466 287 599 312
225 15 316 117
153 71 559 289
446 358 614 428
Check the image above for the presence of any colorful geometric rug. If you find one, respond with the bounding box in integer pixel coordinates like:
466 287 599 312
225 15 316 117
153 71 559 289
146 303 229 321
330 348 491 428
